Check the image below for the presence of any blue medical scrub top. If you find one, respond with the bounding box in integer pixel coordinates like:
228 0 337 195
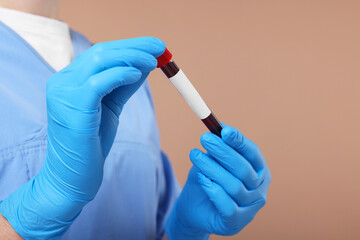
0 21 180 239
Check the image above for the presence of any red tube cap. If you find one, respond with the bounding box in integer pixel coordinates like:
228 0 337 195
156 48 172 68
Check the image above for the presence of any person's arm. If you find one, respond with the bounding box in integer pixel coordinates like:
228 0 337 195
0 37 166 239
0 212 22 240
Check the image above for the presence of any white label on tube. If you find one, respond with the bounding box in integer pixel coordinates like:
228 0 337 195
169 70 211 119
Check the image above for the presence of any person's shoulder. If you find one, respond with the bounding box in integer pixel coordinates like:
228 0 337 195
70 29 91 44
70 29 93 57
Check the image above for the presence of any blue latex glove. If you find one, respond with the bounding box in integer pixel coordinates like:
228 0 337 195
0 37 165 239
165 125 271 239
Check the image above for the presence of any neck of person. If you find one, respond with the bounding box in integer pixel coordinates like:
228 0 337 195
0 0 60 19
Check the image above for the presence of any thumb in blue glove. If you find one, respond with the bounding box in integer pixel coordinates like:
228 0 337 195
165 125 271 239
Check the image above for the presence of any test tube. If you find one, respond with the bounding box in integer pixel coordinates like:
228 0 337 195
156 48 223 137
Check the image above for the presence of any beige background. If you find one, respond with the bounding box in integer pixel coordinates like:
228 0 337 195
59 1 360 239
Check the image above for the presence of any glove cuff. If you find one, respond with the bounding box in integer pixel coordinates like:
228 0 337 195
0 176 85 239
165 203 209 240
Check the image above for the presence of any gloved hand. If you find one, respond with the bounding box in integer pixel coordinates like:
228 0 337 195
0 37 165 239
165 125 271 239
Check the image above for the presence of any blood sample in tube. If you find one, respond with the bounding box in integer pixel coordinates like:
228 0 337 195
156 48 223 137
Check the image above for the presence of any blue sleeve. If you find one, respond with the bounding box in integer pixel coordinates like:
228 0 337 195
156 151 181 240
